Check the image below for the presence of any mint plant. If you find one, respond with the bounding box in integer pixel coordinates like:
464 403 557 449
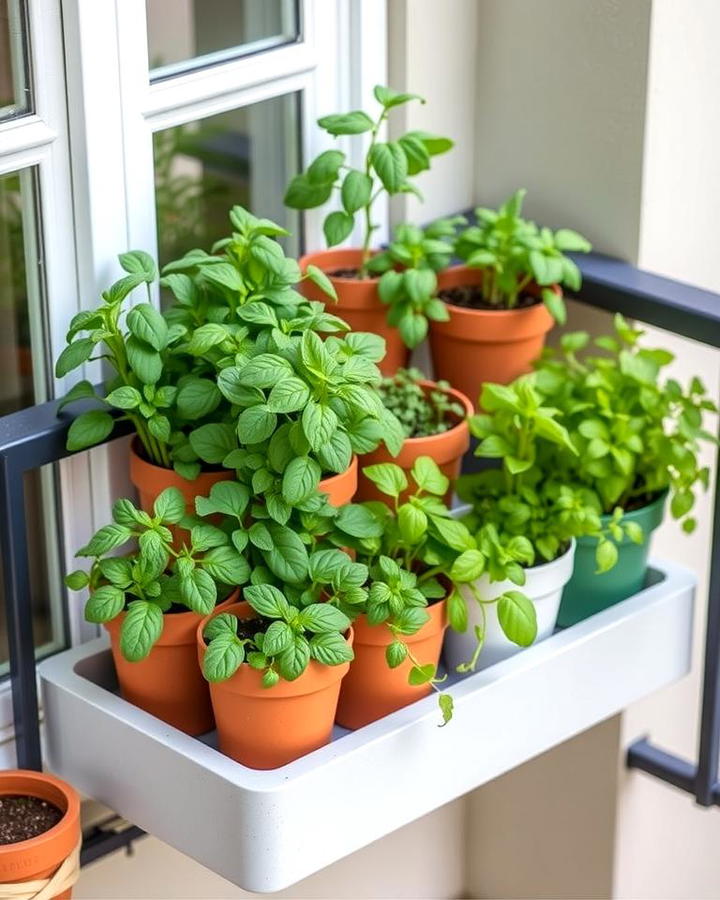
534 316 718 544
65 487 249 661
452 189 591 324
201 583 353 686
284 86 453 276
378 367 466 439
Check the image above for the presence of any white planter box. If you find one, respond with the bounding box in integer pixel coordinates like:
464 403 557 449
39 559 694 893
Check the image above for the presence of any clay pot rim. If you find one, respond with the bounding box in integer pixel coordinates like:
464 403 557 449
299 247 381 286
0 770 80 857
394 379 473 448
197 600 355 695
438 264 560 319
320 455 358 491
129 436 230 480
351 595 448 647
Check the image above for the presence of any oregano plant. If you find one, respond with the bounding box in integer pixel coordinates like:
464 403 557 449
284 86 454 277
377 367 466 438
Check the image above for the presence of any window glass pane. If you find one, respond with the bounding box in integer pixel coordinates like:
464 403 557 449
153 92 301 270
0 170 64 674
0 0 32 121
147 0 299 80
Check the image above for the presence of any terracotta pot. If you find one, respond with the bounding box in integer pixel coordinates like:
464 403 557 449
429 265 555 407
198 601 352 769
356 381 472 505
299 248 410 375
319 456 358 506
129 438 234 548
335 598 448 730
0 770 81 900
105 588 238 736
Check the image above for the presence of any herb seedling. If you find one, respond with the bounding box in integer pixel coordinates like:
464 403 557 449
378 367 466 439
452 189 591 324
284 86 453 277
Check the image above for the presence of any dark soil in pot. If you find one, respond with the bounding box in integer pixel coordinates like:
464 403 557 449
326 267 378 280
438 285 540 311
0 796 63 844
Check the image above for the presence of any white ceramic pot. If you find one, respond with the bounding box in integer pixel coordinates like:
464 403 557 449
444 540 576 672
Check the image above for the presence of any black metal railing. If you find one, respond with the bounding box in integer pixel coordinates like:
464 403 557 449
0 250 718 868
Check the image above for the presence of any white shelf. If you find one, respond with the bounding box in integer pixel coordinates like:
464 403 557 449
39 559 694 893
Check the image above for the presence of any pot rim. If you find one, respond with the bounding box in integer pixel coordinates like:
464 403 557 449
0 770 80 857
576 490 668 546
437 264 560 318
393 379 473 447
299 247 380 285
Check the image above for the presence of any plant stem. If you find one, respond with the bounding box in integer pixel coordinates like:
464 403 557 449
359 110 388 277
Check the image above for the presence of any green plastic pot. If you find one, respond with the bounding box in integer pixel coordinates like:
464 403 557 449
557 492 667 628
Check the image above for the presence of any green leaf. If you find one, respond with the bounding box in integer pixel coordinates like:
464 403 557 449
404 130 453 156
120 600 163 661
307 148 345 183
398 504 427 544
284 173 334 209
78 523 133 556
203 612 237 641
542 288 566 325
57 379 98 412
277 635 311 680
447 589 468 632
335 504 384 539
411 456 449 496
189 423 236 464
127 303 168 351
299 603 351 633
317 110 374 135
430 516 475 551
201 262 244 293
66 409 114 452
190 523 227 551
369 141 408 194
596 539 619 574
185 323 228 356
195 482 249 519
84 585 125 623
55 338 96 378
408 663 436 685
302 401 338 451
245 583 291 619
310 631 354 666
305 264 338 302
386 640 408 668
398 134 430 175
316 429 353 473
262 620 294 657
497 591 537 646
203 633 244 682
177 379 221 419
65 569 90 590
362 462 407 498
126 336 162 384
398 312 428 350
374 84 424 108
554 228 591 252
237 405 277 444
450 549 485 583
324 211 355 247
282 456 322 503
438 692 453 725
119 249 157 280
267 377 311 414
153 486 186 523
264 524 310 584
180 568 217 615
341 169 373 214
105 385 142 410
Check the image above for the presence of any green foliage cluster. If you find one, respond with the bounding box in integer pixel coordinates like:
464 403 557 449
56 208 402 499
453 189 592 324
377 367 466 439
64 487 248 661
534 315 718 545
284 85 453 276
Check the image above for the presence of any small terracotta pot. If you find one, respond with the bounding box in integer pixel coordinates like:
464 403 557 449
299 248 410 375
335 598 448 730
198 601 353 769
429 265 556 407
129 439 234 548
0 770 81 900
319 456 358 506
356 381 472 505
105 588 238 736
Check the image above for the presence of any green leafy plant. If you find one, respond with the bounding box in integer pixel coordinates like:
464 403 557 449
378 367 466 439
452 189 591 324
201 583 353 686
64 487 248 661
454 377 622 669
533 316 718 551
162 207 404 497
284 86 453 276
